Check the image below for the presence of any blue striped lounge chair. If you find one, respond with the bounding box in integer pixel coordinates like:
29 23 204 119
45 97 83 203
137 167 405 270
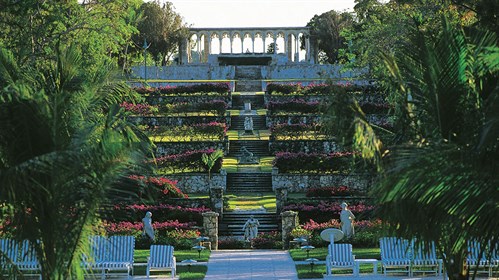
411 239 442 276
147 245 176 279
325 243 358 276
379 237 412 276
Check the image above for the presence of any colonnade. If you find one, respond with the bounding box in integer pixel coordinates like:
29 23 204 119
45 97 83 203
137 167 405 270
178 27 316 64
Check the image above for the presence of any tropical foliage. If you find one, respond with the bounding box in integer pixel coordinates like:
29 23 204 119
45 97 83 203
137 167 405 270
0 46 151 279
330 3 498 278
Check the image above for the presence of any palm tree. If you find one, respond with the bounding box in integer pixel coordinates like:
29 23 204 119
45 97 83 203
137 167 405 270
0 46 151 279
324 16 498 280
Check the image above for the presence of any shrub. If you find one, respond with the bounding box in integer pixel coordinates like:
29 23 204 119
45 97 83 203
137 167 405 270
110 203 211 224
266 100 321 114
155 148 223 173
218 237 245 249
270 123 322 139
129 175 188 201
306 186 361 197
283 201 375 222
273 151 355 173
120 101 158 115
252 231 283 249
359 102 392 114
266 83 300 94
146 122 227 141
134 83 231 95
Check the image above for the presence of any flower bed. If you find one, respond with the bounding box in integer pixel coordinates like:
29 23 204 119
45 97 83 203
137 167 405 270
299 219 382 247
283 201 375 222
266 100 321 114
270 123 323 140
273 151 355 173
164 100 228 116
266 83 360 95
146 122 227 141
155 148 223 173
133 83 230 95
129 175 188 200
110 203 211 225
120 102 158 115
305 186 362 197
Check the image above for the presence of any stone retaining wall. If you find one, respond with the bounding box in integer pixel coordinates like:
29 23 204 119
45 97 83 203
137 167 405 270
144 94 232 107
272 170 371 193
167 172 227 193
266 114 322 126
155 140 228 156
130 115 230 127
269 139 340 154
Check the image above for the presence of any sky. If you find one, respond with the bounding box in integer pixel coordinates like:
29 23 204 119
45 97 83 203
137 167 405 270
164 0 357 28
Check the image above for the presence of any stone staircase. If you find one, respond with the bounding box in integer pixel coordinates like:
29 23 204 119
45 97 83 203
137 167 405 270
235 66 262 92
226 173 272 193
219 212 279 237
231 94 265 109
230 115 267 130
228 140 269 157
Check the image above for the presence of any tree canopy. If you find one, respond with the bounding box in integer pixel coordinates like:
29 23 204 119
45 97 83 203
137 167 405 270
306 10 354 64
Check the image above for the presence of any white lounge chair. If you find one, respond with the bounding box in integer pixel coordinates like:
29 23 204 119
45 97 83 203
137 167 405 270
147 245 176 279
379 237 412 276
325 243 358 276
411 239 442 276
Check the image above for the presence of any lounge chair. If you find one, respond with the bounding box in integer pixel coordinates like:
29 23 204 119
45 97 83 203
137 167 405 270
411 239 442 276
147 245 176 279
379 237 412 276
325 243 358 276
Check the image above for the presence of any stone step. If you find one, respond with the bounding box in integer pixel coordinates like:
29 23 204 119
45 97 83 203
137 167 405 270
235 80 262 92
228 140 269 156
232 94 265 109
235 66 262 80
220 212 279 236
230 115 267 130
227 173 272 193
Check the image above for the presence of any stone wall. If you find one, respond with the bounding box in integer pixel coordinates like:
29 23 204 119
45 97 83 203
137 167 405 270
132 65 236 81
144 94 232 107
130 115 230 127
167 172 227 193
261 65 368 81
155 140 229 157
266 114 322 126
269 140 340 155
272 170 371 193
264 94 328 105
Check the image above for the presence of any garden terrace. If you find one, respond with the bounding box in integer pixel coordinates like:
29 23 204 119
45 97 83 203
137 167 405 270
154 149 223 174
130 115 230 128
155 140 228 157
269 139 339 155
145 122 227 142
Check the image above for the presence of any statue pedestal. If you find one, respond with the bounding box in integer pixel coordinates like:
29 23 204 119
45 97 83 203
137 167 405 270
243 129 254 135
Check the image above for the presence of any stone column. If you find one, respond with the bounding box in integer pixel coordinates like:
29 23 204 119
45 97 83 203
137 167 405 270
204 35 210 62
197 35 202 62
251 34 255 53
202 211 219 250
305 36 311 62
275 186 288 216
294 34 300 62
287 34 293 61
273 36 277 54
281 211 298 249
218 35 222 54
209 186 224 217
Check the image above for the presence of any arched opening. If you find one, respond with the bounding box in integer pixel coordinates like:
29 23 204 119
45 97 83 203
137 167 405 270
242 33 253 53
221 33 231 54
254 33 264 54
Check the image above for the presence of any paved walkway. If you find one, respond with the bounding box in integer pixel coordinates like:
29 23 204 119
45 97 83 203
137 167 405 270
126 249 498 279
204 249 299 280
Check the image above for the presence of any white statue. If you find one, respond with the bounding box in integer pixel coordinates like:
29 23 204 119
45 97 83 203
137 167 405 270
142 211 155 241
340 202 355 237
242 215 260 241
244 116 253 132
